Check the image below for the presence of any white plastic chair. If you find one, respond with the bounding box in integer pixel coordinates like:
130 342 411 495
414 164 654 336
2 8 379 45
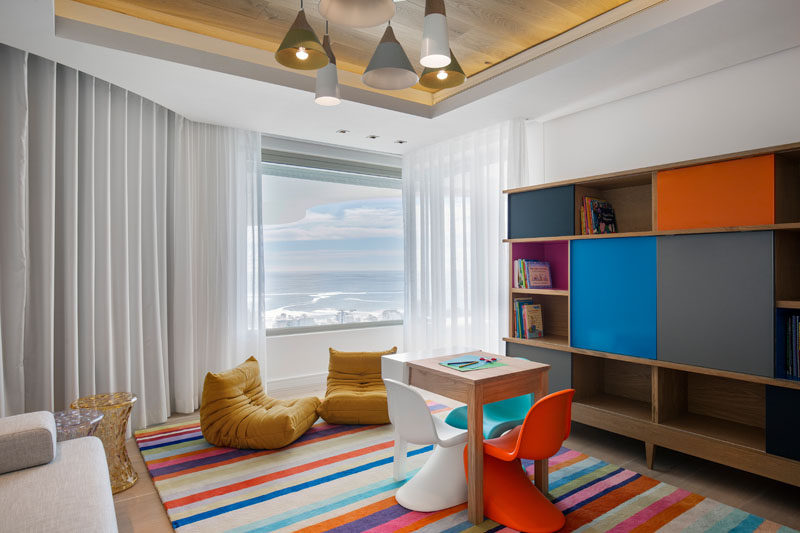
384 378 468 512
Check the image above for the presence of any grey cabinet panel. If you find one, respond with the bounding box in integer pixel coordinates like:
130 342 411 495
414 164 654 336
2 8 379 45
508 185 574 238
658 231 774 376
506 343 572 393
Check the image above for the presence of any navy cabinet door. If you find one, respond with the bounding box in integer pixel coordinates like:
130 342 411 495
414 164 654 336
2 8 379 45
508 185 574 238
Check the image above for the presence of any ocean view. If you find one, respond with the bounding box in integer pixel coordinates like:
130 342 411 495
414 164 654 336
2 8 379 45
265 270 403 328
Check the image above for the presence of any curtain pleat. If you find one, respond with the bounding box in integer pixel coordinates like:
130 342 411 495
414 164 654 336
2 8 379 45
0 43 265 428
0 45 30 416
402 120 525 353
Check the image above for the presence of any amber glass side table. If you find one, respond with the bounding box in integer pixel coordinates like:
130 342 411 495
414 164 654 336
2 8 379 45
71 392 138 493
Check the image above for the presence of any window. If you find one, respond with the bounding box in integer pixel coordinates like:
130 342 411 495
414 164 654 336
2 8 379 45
262 152 403 332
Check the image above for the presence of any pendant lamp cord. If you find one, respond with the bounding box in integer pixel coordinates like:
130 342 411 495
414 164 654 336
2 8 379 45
326 20 329 35
300 0 303 8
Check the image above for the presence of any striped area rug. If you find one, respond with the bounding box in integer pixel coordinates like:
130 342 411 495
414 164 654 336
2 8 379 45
135 403 795 532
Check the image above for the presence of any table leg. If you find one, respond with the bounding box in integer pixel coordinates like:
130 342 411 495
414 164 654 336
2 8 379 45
393 428 408 481
533 371 549 494
467 387 484 524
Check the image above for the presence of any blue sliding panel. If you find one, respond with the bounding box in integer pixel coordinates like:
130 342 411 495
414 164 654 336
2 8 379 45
571 237 657 358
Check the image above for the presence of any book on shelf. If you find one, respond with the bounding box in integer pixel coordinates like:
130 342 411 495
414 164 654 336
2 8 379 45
580 196 618 235
513 259 552 289
523 303 544 338
512 298 544 339
779 312 800 380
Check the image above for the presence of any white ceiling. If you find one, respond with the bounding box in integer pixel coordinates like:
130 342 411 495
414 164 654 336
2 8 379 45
1 0 799 155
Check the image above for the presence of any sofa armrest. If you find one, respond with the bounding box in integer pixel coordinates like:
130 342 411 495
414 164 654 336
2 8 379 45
0 411 56 474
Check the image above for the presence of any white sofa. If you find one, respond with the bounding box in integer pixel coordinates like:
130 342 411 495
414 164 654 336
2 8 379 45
0 411 118 533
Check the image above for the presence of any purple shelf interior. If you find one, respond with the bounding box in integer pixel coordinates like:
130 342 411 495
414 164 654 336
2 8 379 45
512 241 569 291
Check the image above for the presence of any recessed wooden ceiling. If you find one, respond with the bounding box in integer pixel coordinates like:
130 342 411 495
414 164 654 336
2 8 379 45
69 0 631 95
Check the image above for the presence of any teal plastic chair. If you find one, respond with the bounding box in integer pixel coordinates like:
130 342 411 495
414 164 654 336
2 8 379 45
444 393 535 439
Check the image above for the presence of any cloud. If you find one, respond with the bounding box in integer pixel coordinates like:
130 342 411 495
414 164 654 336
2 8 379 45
263 199 403 242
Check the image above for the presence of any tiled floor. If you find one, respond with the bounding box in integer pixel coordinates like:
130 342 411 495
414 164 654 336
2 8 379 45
114 388 800 532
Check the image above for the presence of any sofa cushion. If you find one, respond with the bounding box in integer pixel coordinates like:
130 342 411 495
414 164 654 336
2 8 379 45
317 347 397 425
0 436 117 532
0 411 56 474
200 356 320 449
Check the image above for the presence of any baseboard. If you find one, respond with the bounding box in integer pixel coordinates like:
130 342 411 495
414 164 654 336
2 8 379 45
266 372 327 394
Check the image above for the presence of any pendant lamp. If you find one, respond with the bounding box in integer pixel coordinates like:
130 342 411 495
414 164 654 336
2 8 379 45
319 0 395 29
420 0 450 68
315 24 341 106
275 1 329 70
363 24 419 90
419 49 465 89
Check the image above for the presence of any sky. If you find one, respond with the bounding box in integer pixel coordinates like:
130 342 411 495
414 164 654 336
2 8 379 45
264 195 403 272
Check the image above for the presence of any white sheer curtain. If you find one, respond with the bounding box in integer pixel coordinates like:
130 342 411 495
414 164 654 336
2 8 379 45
0 44 265 428
170 119 265 414
402 119 526 354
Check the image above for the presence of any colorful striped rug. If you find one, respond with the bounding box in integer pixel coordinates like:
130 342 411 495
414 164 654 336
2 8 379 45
135 403 795 532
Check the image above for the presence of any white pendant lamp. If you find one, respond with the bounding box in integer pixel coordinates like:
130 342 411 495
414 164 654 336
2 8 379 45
420 0 450 68
319 0 395 28
315 24 341 106
362 23 419 90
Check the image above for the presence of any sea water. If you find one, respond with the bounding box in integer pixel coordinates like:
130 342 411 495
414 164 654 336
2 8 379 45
265 270 403 328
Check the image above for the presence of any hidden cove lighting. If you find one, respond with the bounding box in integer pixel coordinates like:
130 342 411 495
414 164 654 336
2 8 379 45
275 0 329 70
315 23 341 106
318 0 395 29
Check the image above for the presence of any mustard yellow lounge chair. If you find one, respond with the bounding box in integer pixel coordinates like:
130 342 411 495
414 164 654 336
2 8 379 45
200 356 320 449
317 347 397 425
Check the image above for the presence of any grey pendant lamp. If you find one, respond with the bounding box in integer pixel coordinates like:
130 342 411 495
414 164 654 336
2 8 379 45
420 0 450 68
419 49 465 89
318 0 395 29
275 0 329 70
362 23 419 90
315 23 341 106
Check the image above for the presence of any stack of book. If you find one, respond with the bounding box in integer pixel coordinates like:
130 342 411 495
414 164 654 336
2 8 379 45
781 312 800 380
512 298 544 339
580 196 618 234
513 259 552 289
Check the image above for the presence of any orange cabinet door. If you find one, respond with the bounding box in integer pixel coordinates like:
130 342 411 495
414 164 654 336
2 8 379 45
656 155 774 230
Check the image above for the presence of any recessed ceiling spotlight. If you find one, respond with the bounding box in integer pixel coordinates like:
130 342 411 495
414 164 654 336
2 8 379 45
336 129 350 134
366 134 380 139
394 140 407 144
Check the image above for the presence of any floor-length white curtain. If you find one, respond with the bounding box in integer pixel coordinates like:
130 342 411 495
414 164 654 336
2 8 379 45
402 119 526 353
170 119 265 414
0 44 265 428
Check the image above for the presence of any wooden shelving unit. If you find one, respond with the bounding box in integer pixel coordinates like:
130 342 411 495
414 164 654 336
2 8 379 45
510 288 568 296
504 142 800 487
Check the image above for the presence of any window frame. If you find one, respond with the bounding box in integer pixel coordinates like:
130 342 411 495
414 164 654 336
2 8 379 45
262 150 404 336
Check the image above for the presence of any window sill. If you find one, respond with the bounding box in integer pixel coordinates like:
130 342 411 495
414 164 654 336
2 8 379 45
266 320 403 337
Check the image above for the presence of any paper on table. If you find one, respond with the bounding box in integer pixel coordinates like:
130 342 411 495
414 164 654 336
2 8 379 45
439 354 507 372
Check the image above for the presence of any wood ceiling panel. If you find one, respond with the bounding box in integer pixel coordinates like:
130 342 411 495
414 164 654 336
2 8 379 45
71 0 631 90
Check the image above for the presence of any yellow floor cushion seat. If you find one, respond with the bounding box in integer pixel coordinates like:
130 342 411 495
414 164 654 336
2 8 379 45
317 347 397 425
200 356 320 449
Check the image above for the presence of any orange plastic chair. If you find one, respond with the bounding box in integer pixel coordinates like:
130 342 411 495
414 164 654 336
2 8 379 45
464 389 575 533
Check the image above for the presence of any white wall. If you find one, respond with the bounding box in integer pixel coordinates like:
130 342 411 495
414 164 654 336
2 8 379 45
265 324 403 392
541 46 800 181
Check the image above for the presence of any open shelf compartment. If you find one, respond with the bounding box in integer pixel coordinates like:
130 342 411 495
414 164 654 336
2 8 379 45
574 173 653 235
655 368 766 451
775 148 800 224
572 354 652 421
511 240 569 291
509 293 569 345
